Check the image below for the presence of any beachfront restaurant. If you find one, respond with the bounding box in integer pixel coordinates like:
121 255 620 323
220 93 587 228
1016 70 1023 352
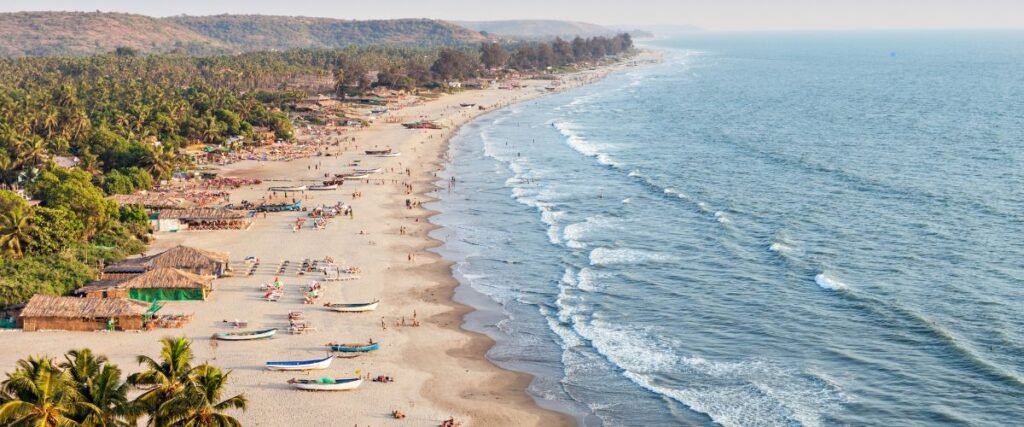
18 295 152 332
104 245 232 278
155 207 253 231
77 267 213 302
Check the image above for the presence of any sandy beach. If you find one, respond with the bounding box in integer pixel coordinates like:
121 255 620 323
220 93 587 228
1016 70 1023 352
0 56 651 426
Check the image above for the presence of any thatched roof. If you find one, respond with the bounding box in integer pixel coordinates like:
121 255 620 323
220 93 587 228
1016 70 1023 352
78 268 212 294
105 245 230 274
158 208 249 221
20 295 149 318
123 268 212 289
110 194 194 210
150 245 229 267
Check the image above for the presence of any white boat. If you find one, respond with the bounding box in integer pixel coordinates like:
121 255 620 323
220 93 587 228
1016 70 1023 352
341 174 370 180
308 184 338 191
375 152 401 157
214 328 277 341
353 168 383 174
324 301 379 313
265 355 334 371
289 377 363 391
269 185 307 192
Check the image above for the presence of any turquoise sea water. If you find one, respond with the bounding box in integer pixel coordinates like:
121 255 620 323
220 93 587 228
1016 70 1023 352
430 31 1024 426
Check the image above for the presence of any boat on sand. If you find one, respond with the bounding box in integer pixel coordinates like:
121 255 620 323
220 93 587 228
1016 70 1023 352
328 342 381 353
268 185 307 192
265 355 334 371
288 377 363 391
324 301 379 312
214 328 277 341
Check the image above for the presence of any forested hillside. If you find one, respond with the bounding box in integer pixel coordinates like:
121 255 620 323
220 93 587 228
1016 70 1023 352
0 12 489 57
455 20 615 39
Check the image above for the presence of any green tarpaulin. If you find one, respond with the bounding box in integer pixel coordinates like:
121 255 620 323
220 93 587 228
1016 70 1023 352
129 288 205 302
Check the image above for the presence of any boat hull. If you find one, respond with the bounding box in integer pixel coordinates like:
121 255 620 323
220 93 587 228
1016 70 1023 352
308 185 338 191
325 301 379 312
268 186 307 192
291 378 363 391
265 356 334 371
330 342 381 353
215 328 277 341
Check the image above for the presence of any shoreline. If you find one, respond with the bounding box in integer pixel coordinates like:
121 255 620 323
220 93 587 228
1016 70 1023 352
414 53 659 424
0 51 658 426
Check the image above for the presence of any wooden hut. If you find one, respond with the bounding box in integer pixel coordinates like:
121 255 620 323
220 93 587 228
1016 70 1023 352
157 208 252 230
18 295 150 332
77 268 214 302
109 194 194 211
105 245 231 278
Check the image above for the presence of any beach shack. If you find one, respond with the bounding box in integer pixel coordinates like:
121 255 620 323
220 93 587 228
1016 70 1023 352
77 268 214 302
104 245 232 278
156 208 252 230
18 295 150 332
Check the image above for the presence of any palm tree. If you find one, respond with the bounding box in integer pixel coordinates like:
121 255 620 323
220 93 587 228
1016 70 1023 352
0 356 99 427
128 337 194 426
0 206 32 258
15 136 47 170
158 364 246 427
60 349 135 427
143 146 176 182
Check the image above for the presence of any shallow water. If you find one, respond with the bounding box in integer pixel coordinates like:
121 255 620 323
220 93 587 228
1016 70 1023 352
430 31 1024 426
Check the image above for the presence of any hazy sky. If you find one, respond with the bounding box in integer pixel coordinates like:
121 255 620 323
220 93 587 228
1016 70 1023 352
1 0 1021 31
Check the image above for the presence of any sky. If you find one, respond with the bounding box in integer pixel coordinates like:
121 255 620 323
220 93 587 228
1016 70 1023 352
0 0 1021 31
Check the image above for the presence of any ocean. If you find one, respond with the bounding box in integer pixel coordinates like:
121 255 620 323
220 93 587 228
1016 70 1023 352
429 31 1024 426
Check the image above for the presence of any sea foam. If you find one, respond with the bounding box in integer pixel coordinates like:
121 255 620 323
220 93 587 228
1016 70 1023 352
589 247 677 266
815 272 848 291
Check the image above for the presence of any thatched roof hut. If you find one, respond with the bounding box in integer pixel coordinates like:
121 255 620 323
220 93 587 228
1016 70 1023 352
19 295 150 331
78 268 214 301
105 245 231 277
157 208 252 230
109 194 194 210
157 208 248 221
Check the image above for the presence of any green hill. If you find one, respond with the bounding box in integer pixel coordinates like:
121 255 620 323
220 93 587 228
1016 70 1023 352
454 20 616 39
169 15 487 50
0 12 229 57
0 12 490 58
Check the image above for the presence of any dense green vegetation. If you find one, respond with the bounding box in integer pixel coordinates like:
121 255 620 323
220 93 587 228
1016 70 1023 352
0 337 245 427
0 12 490 58
0 34 632 307
456 20 615 39
170 15 487 51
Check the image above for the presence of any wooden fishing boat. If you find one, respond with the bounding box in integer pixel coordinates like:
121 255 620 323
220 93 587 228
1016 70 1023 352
340 174 370 180
265 355 334 371
308 184 338 191
256 201 301 212
214 328 277 341
329 342 381 353
364 149 392 156
268 185 307 192
375 152 401 158
353 168 383 174
402 120 442 130
288 377 363 391
324 301 379 313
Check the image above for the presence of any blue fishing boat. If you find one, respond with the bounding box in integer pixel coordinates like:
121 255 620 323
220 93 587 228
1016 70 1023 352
265 355 334 371
328 342 381 353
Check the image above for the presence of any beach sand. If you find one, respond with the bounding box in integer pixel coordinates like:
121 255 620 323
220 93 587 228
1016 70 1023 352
0 57 651 426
